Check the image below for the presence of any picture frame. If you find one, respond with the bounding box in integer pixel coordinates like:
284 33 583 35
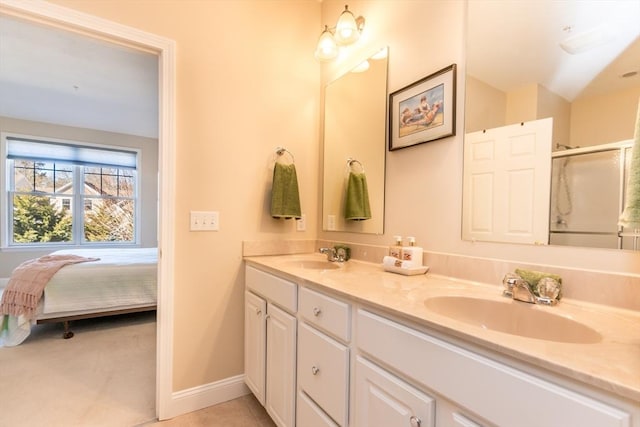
388 64 457 151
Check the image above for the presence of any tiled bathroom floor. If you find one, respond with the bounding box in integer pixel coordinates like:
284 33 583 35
143 394 276 427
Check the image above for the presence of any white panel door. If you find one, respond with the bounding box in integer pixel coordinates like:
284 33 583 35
463 118 552 244
266 303 297 427
244 291 266 405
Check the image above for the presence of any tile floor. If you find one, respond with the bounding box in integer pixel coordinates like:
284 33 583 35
143 394 276 427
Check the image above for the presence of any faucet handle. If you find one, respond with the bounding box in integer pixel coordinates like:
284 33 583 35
502 273 521 297
535 277 561 305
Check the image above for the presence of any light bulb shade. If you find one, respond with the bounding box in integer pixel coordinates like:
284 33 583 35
334 5 360 45
315 26 338 61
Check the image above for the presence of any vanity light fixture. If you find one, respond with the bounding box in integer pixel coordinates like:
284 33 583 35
314 4 365 62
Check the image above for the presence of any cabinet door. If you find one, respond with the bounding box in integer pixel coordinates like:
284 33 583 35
244 291 266 405
297 391 340 427
266 303 297 427
354 356 435 427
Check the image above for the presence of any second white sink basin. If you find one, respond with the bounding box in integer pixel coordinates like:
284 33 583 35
424 296 601 344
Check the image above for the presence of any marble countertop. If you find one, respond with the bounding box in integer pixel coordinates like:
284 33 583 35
244 253 640 403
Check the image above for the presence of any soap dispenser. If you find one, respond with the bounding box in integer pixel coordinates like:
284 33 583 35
389 235 403 259
402 236 423 268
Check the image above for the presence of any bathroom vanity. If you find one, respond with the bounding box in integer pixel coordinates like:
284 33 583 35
244 254 640 427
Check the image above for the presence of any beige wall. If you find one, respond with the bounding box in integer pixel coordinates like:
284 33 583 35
0 116 158 277
571 85 640 147
537 84 571 148
464 76 506 133
42 0 640 397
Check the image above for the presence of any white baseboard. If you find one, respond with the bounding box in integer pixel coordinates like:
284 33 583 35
163 374 251 420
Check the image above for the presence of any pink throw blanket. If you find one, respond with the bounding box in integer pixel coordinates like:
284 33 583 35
0 254 99 319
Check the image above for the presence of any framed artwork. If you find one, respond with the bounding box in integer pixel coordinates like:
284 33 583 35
389 64 456 151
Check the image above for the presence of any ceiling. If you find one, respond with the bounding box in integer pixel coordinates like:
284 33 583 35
0 14 158 139
467 0 640 102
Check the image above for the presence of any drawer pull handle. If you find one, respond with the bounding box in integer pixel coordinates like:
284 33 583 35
311 366 320 375
313 307 322 316
409 416 421 427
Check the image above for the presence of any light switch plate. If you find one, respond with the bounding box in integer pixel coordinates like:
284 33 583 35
190 211 219 231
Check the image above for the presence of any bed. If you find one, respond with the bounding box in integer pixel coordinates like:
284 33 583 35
0 247 157 346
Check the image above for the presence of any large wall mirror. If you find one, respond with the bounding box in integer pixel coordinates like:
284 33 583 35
463 1 640 250
322 47 388 234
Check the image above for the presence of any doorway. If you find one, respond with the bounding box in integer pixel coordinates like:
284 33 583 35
0 0 175 420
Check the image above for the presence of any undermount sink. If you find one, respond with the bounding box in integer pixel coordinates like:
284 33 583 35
283 259 342 270
424 296 602 344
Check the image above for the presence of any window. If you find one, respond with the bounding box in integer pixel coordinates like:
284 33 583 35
3 135 139 247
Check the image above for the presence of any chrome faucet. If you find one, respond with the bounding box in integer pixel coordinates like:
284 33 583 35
319 247 338 261
319 247 348 262
502 274 561 306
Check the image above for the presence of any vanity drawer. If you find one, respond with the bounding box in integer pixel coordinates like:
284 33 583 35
298 322 349 426
356 309 630 427
245 265 297 313
299 286 351 342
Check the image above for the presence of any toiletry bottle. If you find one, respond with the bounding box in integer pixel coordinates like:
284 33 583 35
402 236 423 268
389 235 403 259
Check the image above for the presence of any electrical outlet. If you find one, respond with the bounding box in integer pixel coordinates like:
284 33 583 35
296 214 306 231
190 211 219 231
327 215 336 231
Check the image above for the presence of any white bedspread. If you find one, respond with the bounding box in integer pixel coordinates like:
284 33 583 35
1 247 157 347
44 248 157 313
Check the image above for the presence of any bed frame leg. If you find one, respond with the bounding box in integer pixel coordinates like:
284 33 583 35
62 321 74 339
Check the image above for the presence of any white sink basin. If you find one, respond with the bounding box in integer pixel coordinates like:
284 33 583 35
283 259 342 270
424 296 601 344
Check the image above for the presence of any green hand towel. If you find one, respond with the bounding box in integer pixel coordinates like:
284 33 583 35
344 172 371 221
619 98 640 229
271 163 301 219
515 268 562 288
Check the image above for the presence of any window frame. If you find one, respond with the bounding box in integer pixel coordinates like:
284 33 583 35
1 132 141 249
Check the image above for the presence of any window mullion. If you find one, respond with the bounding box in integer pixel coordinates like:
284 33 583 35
73 165 84 244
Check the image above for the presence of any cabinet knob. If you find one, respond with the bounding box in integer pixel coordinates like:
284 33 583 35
410 416 421 427
311 366 320 375
256 309 262 316
313 307 322 316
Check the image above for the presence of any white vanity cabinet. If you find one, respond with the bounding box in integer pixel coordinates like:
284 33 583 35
297 286 351 427
356 309 632 427
244 290 267 404
244 261 638 427
245 266 297 427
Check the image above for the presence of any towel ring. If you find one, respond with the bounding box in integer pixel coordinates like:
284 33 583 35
347 158 365 173
276 147 295 163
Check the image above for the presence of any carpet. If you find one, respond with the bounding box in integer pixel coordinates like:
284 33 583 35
0 312 156 427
